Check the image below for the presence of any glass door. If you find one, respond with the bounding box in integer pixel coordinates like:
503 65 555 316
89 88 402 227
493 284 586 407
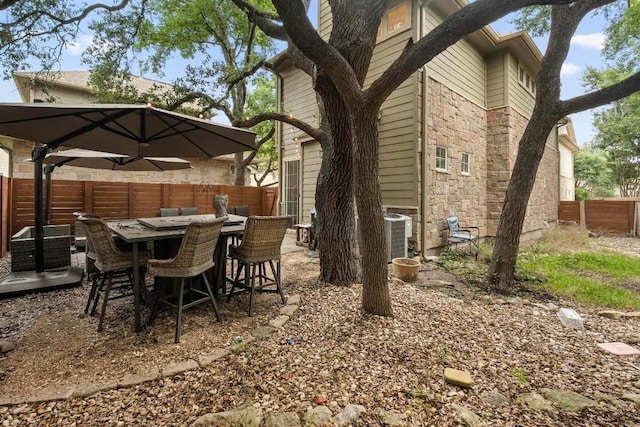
283 160 300 226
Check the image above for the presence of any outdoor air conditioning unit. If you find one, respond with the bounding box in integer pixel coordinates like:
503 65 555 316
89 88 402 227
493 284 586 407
356 213 412 262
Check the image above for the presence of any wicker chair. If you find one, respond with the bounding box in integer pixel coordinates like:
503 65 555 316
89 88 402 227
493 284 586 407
147 217 226 343
82 218 151 332
227 215 290 316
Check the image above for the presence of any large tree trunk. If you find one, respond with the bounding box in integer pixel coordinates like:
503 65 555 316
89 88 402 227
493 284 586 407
489 3 588 291
489 111 559 290
314 76 360 284
234 152 245 186
353 111 393 316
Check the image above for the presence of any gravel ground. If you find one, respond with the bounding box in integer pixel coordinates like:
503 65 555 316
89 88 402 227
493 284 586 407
1 236 640 426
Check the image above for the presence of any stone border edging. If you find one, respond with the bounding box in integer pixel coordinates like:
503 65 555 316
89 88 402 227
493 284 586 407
0 294 302 407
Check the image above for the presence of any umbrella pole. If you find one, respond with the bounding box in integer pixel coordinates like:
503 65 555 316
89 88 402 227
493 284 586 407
32 145 48 273
44 165 54 225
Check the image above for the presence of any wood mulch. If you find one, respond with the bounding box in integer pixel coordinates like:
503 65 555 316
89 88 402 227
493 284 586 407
0 236 640 425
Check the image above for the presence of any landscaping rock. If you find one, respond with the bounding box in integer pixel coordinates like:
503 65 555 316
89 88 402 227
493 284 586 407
190 406 262 427
303 406 332 426
622 394 640 405
541 388 597 412
452 403 479 427
516 393 553 411
263 412 301 427
0 340 15 353
557 308 584 330
333 404 366 425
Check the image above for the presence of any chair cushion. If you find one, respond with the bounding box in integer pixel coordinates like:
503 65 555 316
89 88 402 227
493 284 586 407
450 232 477 241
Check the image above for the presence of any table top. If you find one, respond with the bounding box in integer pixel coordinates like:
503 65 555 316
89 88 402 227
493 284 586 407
108 215 245 243
137 214 245 230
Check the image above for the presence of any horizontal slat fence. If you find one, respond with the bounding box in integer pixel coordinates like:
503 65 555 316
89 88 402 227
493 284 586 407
6 178 278 246
559 200 638 236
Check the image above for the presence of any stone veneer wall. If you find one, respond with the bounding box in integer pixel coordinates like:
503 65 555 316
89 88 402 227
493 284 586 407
11 140 243 185
423 79 488 253
486 107 559 238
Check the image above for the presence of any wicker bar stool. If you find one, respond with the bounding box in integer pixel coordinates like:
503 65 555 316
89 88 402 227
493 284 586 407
227 215 290 316
147 217 226 343
82 218 151 332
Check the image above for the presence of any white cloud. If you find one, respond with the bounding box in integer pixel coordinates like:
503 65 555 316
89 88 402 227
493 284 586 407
64 35 94 56
561 63 581 77
571 33 606 51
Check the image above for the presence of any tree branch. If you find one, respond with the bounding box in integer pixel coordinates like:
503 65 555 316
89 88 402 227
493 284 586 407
230 0 288 40
364 0 583 108
0 0 19 11
561 71 640 115
3 0 132 28
270 0 364 107
234 111 322 142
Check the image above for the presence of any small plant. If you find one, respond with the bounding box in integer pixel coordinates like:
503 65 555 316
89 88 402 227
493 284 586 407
435 345 448 366
405 386 432 400
510 367 528 383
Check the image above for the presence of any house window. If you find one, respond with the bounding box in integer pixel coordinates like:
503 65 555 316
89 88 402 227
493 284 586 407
229 164 236 175
518 64 536 96
436 146 447 171
377 1 410 41
461 153 470 175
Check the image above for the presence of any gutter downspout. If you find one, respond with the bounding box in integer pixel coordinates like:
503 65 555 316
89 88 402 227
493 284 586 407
419 0 429 257
275 71 284 216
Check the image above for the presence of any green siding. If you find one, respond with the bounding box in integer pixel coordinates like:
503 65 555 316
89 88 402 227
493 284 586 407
422 5 486 107
507 53 535 118
486 53 506 108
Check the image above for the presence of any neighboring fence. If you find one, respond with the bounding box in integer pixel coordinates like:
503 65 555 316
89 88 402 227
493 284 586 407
558 200 639 236
0 177 9 257
4 177 278 251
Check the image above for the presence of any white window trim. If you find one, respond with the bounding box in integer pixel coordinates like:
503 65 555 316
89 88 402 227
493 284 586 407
461 152 470 176
377 0 411 42
436 146 447 172
517 63 536 97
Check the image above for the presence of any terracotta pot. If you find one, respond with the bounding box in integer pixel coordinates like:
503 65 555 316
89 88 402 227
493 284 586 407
391 257 420 282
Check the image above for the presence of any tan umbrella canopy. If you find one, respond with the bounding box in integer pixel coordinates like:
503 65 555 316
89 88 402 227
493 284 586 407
0 103 257 157
43 148 193 171
0 103 256 273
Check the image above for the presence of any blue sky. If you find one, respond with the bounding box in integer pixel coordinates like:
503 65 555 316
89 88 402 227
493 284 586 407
0 3 611 146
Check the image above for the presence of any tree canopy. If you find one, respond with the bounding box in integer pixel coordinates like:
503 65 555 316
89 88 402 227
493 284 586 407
573 145 616 198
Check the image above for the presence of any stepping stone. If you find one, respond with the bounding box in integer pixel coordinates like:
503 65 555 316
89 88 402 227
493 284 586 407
444 368 473 388
597 342 640 356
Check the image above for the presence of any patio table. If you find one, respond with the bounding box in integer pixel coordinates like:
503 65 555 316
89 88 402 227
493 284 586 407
108 214 246 332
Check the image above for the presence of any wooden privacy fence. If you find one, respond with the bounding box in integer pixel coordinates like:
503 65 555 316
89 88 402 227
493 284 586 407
558 200 639 236
2 177 278 253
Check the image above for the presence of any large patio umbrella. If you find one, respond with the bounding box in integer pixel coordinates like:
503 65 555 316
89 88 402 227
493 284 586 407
0 103 256 274
40 148 193 224
43 148 193 172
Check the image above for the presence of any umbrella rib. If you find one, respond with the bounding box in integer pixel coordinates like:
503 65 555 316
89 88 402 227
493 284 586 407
151 111 256 154
46 109 133 149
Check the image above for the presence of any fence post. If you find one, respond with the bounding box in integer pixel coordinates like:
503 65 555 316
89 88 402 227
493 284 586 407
634 202 639 237
83 181 93 214
579 200 586 230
